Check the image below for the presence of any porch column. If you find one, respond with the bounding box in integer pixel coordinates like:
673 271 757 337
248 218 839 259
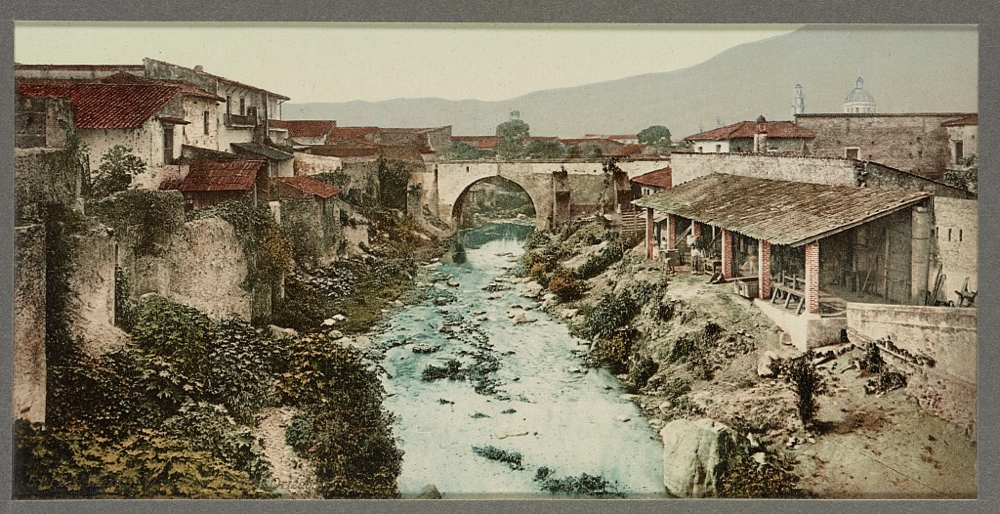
692 221 701 239
667 214 677 251
758 239 772 300
805 242 820 314
721 228 734 279
645 207 654 260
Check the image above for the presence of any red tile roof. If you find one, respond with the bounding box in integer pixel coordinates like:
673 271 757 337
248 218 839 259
275 176 341 199
18 82 182 129
328 126 380 140
379 145 427 162
631 167 672 189
941 114 978 127
380 126 448 133
91 72 223 101
684 121 816 141
614 143 650 157
179 160 265 192
558 138 623 146
270 120 337 138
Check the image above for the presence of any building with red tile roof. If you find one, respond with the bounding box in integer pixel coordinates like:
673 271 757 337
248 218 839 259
179 159 269 209
631 167 672 196
270 120 338 146
684 117 816 155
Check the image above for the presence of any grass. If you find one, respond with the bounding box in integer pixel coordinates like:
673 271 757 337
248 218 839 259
472 445 523 470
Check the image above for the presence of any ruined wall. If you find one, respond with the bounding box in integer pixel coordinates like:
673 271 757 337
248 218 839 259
931 197 977 302
862 162 972 199
15 147 85 219
64 225 123 357
670 152 857 187
846 303 977 435
14 225 46 423
80 119 173 177
130 217 253 320
795 113 962 179
280 197 343 268
15 95 75 149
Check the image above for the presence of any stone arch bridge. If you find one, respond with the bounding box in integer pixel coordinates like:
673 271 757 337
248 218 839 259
410 159 669 232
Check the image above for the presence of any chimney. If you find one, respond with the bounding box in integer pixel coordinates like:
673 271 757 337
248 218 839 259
754 115 768 153
194 65 204 72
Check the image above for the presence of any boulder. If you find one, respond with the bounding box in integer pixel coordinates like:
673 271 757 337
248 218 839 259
269 325 298 339
757 351 780 378
327 329 344 340
660 418 745 498
416 484 442 499
497 426 529 439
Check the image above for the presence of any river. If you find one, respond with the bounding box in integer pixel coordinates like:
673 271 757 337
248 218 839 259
376 223 665 498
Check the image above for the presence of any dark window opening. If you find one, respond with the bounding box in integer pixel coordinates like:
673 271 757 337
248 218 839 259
959 229 963 242
226 95 231 114
955 141 964 164
240 97 245 116
715 144 722 153
203 111 210 135
948 228 952 241
845 148 859 160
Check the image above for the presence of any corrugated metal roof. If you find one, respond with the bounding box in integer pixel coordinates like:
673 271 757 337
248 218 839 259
179 159 265 192
231 142 293 161
275 176 341 199
18 82 181 129
633 173 931 247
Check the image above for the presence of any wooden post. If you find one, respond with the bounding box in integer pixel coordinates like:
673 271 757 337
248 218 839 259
667 214 677 251
645 207 654 260
805 242 820 314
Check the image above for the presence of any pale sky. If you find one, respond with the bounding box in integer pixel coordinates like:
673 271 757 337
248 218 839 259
15 22 800 104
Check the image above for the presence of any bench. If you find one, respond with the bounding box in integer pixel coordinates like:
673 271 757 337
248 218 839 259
770 283 806 315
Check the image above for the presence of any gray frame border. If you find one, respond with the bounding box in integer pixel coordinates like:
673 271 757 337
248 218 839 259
2 0 997 513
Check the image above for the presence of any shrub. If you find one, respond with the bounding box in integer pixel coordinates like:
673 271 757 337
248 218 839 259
163 402 272 485
90 145 146 198
14 421 266 499
586 289 641 340
533 467 624 498
285 413 316 456
421 359 464 381
627 354 659 392
575 239 625 279
719 455 801 498
269 275 334 332
205 317 281 423
88 189 184 256
130 297 214 379
781 351 827 426
472 445 523 470
547 267 584 301
862 343 885 374
592 329 636 373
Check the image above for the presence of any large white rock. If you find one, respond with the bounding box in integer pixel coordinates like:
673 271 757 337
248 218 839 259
659 418 744 498
757 350 780 378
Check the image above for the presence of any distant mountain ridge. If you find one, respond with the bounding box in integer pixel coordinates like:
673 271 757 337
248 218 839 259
282 25 977 139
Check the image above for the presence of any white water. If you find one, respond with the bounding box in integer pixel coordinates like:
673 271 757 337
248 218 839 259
377 232 665 498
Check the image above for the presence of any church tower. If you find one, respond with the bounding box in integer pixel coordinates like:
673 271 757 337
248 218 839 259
792 83 805 119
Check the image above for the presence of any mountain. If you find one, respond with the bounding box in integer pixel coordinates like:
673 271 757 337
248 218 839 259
281 25 978 139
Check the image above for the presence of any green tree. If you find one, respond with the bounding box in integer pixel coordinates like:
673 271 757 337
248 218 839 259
525 140 565 159
91 145 146 198
496 110 530 159
449 140 483 160
637 125 673 148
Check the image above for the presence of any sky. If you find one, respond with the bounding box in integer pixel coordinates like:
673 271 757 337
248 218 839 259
14 22 800 104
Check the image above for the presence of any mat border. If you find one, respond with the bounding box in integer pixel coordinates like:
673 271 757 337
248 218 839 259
2 1 996 512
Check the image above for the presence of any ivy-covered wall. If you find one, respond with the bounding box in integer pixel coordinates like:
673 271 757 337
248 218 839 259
280 197 343 269
15 224 47 423
15 147 85 222
63 224 123 357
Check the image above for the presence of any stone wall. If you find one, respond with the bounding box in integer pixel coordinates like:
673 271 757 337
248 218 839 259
861 161 972 199
279 197 343 268
294 152 343 176
14 225 47 423
129 217 253 320
795 113 966 179
670 152 857 187
931 197 978 302
64 225 123 357
846 302 977 435
16 95 75 149
15 147 85 220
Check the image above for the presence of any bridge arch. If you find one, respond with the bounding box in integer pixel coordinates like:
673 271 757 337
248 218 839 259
451 175 539 228
435 162 554 231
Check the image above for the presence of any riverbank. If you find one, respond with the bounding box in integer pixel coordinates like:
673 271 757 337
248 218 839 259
520 220 976 498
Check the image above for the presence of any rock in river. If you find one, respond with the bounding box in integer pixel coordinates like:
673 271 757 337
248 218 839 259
417 484 442 499
660 418 745 498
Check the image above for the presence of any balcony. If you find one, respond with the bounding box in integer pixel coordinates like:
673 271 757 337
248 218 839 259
225 113 257 127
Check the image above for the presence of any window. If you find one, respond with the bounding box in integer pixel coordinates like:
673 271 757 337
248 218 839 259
240 97 245 116
203 111 210 135
226 95 231 114
715 144 722 153
959 229 963 242
697 146 704 153
947 228 952 241
845 147 860 160
955 141 964 164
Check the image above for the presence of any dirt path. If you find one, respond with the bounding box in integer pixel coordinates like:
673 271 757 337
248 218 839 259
257 407 322 499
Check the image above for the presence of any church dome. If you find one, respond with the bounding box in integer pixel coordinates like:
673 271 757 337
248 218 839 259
843 76 876 113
